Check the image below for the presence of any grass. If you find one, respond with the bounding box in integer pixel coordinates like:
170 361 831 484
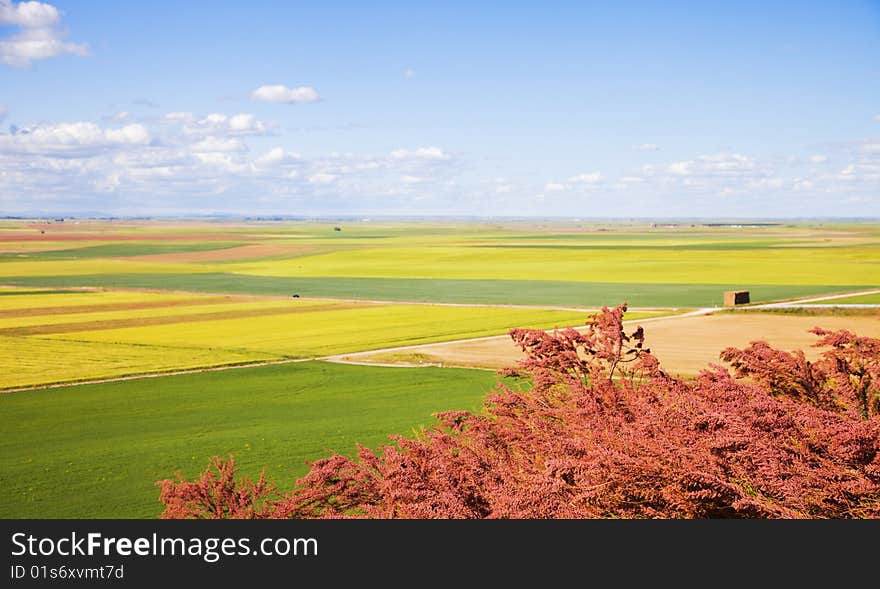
0 259 211 277
0 361 502 518
807 293 880 305
0 241 245 261
1 273 867 307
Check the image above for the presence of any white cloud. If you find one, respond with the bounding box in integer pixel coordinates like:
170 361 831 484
631 143 659 151
402 69 416 78
746 177 785 189
5 110 876 217
162 111 195 123
0 115 466 214
647 153 760 179
229 113 259 132
667 161 690 175
389 147 448 160
251 85 321 104
105 111 131 122
104 124 150 145
183 112 270 137
190 151 249 174
0 122 149 154
0 0 59 27
308 172 337 184
0 0 87 68
0 104 6 122
190 137 246 153
254 147 300 168
568 172 603 184
873 115 880 122
540 172 603 193
612 147 880 215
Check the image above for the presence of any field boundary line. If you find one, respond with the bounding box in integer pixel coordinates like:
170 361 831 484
0 357 311 394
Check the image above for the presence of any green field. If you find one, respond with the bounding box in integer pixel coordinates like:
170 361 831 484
0 362 505 518
1 274 866 308
810 293 880 305
0 241 245 261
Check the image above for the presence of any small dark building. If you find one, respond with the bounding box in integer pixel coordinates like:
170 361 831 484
723 290 750 306
333 226 342 231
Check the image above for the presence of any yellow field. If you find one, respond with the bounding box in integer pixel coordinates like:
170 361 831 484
0 289 199 310
0 335 273 389
0 288 594 389
0 297 335 330
43 304 592 357
226 245 880 285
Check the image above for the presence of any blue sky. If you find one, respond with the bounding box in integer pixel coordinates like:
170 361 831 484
1 0 878 217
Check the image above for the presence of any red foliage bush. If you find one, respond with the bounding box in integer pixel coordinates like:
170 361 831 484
157 305 880 519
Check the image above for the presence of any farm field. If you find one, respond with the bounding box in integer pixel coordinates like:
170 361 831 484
0 287 592 389
0 361 504 518
1 220 878 307
1 219 879 518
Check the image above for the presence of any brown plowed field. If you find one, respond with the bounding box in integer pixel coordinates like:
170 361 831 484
350 313 880 377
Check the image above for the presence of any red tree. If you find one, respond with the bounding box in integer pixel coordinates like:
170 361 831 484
158 305 880 519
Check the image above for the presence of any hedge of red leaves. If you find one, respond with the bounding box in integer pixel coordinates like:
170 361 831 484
158 305 880 519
